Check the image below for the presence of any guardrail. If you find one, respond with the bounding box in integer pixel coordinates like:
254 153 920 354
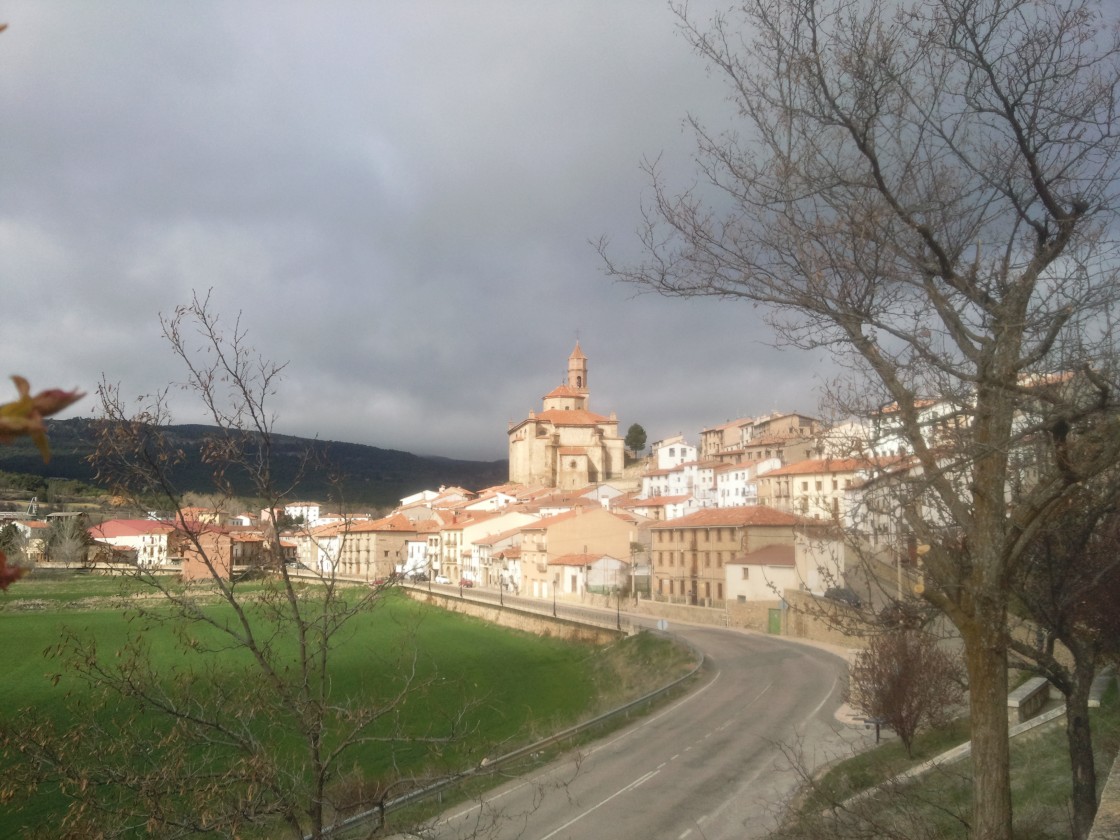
312 628 706 839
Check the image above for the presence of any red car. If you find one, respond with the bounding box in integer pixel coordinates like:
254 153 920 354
459 578 474 588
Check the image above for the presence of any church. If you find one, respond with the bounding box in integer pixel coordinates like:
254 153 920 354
507 343 626 489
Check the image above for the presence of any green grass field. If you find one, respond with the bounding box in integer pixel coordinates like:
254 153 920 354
777 685 1120 839
1 572 691 836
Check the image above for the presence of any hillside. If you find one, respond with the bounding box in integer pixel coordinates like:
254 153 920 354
0 418 509 508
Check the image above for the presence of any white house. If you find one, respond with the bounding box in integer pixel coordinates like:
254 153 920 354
714 463 759 507
460 510 540 584
11 520 50 562
724 528 845 603
651 435 698 470
398 539 429 578
88 519 179 567
294 521 345 575
585 554 629 593
726 544 798 603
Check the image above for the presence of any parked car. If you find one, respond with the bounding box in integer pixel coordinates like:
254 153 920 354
408 572 429 582
459 578 474 588
435 575 451 584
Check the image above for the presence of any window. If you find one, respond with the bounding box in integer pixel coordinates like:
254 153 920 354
802 481 809 492
742 567 750 580
815 481 823 491
737 594 746 603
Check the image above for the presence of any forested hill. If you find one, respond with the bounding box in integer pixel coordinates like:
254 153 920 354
0 418 509 508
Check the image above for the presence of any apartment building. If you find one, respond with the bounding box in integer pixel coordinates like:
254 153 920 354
649 506 816 605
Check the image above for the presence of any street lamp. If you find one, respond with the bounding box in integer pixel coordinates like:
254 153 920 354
552 574 558 617
914 544 930 596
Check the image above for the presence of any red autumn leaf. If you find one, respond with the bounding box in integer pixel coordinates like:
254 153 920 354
0 550 27 591
0 375 84 462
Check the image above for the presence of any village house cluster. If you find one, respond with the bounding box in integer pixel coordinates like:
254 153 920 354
6 343 989 629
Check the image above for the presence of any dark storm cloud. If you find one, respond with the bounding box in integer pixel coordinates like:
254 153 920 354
1 2 829 462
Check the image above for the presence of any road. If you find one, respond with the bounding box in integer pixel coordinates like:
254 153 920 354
420 621 872 840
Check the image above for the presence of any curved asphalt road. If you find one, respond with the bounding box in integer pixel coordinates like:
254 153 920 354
423 622 871 840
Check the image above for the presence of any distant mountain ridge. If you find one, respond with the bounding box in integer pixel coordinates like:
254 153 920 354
0 418 509 508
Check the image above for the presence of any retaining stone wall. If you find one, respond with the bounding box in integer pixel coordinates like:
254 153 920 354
405 590 624 645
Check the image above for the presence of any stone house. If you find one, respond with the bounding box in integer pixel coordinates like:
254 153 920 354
649 506 823 606
518 506 644 599
336 513 418 581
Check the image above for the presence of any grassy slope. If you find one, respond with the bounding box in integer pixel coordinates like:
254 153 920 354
1 574 691 836
779 688 1120 839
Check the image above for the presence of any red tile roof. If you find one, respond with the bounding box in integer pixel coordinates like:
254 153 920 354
349 512 416 533
728 543 795 566
520 509 581 530
631 494 692 508
89 519 177 539
763 456 906 477
533 409 611 426
549 553 601 566
649 506 812 529
545 384 584 399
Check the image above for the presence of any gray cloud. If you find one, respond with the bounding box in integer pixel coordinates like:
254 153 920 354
1 2 833 462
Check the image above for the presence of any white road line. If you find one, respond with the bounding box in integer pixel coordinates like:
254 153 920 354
806 676 840 722
536 769 660 840
440 673 726 824
583 668 724 756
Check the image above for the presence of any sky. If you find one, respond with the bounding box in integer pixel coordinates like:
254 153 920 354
1 2 837 462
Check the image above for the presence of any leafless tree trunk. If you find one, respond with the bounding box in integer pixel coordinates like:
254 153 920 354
1008 486 1120 839
601 1 1120 837
47 516 89 566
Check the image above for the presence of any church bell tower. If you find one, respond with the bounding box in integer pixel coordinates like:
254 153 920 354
568 341 588 398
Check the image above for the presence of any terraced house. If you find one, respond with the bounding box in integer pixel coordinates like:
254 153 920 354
649 506 822 606
519 506 643 599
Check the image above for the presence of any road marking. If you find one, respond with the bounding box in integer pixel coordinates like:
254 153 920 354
536 769 660 840
806 676 840 722
577 676 725 761
441 674 728 823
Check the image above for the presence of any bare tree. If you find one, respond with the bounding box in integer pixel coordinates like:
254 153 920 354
0 522 29 566
600 1 1120 837
1007 481 1120 839
46 516 89 567
848 629 964 757
1 292 477 838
